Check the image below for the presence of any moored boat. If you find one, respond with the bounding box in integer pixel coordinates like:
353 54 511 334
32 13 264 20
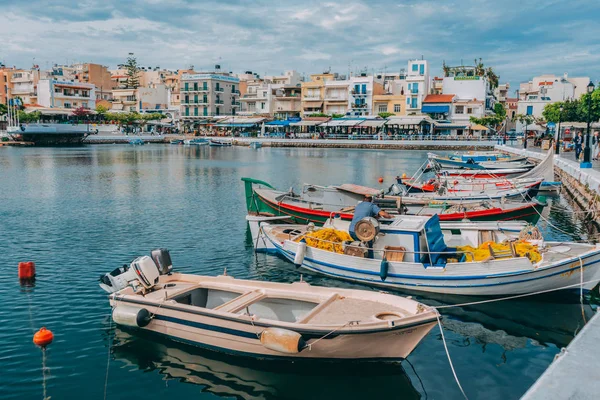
249 142 262 149
243 177 545 224
209 139 233 147
428 152 534 170
250 214 600 296
129 137 145 145
184 138 209 145
170 139 184 145
100 249 438 361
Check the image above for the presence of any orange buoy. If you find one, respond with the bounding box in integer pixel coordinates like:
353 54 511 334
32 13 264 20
33 327 54 347
402 173 408 179
18 262 36 280
378 177 384 183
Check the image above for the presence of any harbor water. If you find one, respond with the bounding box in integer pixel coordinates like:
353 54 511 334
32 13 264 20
0 144 596 400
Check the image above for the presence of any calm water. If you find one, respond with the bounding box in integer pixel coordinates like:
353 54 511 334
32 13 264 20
0 144 596 400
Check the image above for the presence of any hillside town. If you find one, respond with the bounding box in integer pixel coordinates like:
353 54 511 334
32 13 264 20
0 54 596 141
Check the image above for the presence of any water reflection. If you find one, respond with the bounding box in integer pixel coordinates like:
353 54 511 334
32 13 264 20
111 328 421 400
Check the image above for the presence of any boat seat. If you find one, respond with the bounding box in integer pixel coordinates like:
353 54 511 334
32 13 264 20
296 293 340 324
213 289 266 314
421 215 454 266
479 230 497 244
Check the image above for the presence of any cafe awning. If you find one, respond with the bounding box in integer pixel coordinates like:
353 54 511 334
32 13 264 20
422 105 450 114
358 119 386 127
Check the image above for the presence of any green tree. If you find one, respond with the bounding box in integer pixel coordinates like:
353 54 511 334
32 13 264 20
17 110 41 123
124 53 140 89
469 115 504 131
493 103 506 119
330 113 345 118
378 112 395 119
542 99 581 123
95 104 109 115
578 88 600 123
0 103 7 116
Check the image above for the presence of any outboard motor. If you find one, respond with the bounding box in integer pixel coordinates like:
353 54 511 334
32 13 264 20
99 255 161 293
151 248 172 275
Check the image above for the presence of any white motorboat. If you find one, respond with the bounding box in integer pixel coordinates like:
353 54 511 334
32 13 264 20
100 249 438 361
249 214 600 296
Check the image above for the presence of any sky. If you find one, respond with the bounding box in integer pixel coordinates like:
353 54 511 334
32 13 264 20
0 0 598 93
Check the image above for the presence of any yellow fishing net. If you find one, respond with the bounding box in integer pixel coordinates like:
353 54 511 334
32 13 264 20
458 241 542 263
298 228 353 254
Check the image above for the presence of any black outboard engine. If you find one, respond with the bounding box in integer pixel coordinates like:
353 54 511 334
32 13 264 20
151 248 172 275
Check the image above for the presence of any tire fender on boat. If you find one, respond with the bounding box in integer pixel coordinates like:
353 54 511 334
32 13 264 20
112 305 151 328
294 240 307 266
380 258 389 281
260 328 306 354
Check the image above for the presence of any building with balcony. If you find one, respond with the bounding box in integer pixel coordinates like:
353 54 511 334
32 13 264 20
301 73 335 116
432 77 444 95
405 59 430 114
9 69 41 104
324 80 349 116
495 82 510 104
372 94 406 116
442 66 495 112
272 85 301 119
518 73 589 101
347 75 385 117
421 94 455 121
73 63 115 101
37 79 96 109
180 73 240 118
111 83 168 112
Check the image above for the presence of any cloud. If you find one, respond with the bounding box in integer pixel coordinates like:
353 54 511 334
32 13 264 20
0 0 597 91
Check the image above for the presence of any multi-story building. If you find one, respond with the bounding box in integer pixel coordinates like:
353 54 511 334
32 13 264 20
323 80 349 116
37 79 96 109
519 73 589 101
111 83 168 112
431 77 444 95
9 68 40 105
495 82 510 104
348 75 385 117
73 63 114 101
405 59 430 114
180 73 240 118
372 94 406 116
272 85 302 119
442 67 494 111
301 73 335 116
0 65 13 105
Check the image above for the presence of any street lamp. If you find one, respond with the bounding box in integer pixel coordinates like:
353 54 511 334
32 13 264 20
556 105 563 155
523 117 528 149
581 81 595 168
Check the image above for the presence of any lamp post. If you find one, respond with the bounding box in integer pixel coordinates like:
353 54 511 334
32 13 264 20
555 105 563 155
523 118 528 149
581 81 595 168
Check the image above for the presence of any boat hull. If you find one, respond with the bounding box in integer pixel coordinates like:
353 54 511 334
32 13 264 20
265 237 600 296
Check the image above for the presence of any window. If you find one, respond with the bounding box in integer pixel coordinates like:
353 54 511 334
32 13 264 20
184 96 189 103
407 98 410 105
419 64 425 75
185 107 189 116
412 64 418 72
261 102 265 109
193 82 198 91
263 91 267 97
411 98 417 108
467 107 473 114
203 107 208 116
529 95 538 100
378 104 388 113
511 111 516 118
82 102 88 109
526 106 533 115
194 94 198 103
361 84 366 94
184 83 189 91
455 105 464 114
232 84 236 92
216 107 220 115
129 106 136 111
203 95 207 103
194 107 198 116
394 104 401 112
64 102 71 108
203 82 208 90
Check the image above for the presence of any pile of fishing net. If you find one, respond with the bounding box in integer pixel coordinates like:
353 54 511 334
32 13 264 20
457 240 542 263
299 228 353 254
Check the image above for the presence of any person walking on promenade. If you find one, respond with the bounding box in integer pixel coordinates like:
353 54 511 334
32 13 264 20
593 131 599 161
574 131 583 161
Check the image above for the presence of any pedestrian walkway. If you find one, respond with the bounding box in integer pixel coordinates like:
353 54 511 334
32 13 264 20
504 143 600 172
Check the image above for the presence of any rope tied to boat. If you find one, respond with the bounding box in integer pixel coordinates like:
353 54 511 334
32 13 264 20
304 321 354 351
435 312 469 400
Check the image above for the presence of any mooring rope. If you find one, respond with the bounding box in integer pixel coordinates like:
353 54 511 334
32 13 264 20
42 347 49 400
103 311 113 400
435 313 469 400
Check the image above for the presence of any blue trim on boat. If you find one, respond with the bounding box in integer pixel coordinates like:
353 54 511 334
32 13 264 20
154 315 258 339
268 237 600 289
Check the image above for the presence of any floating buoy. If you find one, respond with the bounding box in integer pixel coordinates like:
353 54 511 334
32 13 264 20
261 328 306 354
402 173 408 179
378 177 384 183
33 327 54 347
18 261 36 280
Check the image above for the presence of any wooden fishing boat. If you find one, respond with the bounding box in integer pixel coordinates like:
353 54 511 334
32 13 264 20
100 249 437 361
428 152 534 170
243 178 545 224
184 138 209 145
250 214 600 296
170 139 184 145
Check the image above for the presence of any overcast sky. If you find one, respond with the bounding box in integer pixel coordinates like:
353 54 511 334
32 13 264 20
1 0 598 93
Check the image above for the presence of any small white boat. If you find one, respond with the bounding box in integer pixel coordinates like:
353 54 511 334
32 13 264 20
100 249 437 361
249 214 600 296
249 142 262 149
428 152 534 170
209 139 233 147
184 138 209 145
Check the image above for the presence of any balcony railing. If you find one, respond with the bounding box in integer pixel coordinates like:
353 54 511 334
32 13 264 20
351 89 370 96
351 103 368 109
325 96 348 101
215 87 224 92
232 90 240 95
232 102 241 106
303 95 321 100
215 100 224 104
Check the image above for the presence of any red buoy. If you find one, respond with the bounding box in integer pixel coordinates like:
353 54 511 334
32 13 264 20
378 177 384 183
18 262 36 280
33 327 54 347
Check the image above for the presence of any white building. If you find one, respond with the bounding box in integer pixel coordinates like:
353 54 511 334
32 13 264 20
240 71 302 115
347 74 385 117
37 79 96 109
9 69 40 105
405 59 430 114
112 83 168 113
324 80 349 116
442 75 494 111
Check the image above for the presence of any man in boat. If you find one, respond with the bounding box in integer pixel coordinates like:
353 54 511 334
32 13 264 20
349 195 392 241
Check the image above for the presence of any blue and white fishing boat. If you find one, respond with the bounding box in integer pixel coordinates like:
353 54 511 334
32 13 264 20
249 214 600 296
428 152 533 170
209 139 233 147
249 142 262 149
129 138 145 145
